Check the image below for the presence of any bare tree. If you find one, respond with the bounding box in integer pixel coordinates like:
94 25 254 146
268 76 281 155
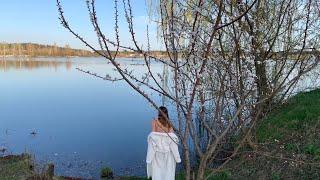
57 0 320 179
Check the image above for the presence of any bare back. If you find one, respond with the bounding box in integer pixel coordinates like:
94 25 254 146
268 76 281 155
152 119 173 133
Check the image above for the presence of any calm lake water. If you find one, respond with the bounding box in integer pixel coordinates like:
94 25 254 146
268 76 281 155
0 57 165 178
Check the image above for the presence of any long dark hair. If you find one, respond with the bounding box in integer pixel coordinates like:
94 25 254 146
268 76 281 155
158 106 171 128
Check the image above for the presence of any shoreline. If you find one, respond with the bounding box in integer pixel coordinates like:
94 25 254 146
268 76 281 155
0 153 148 179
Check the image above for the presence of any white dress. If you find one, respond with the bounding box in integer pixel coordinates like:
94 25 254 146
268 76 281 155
146 132 181 180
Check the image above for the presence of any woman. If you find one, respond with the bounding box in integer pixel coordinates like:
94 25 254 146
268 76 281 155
146 106 181 180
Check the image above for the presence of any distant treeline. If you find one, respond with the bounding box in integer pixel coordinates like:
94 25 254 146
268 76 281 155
0 43 170 58
1 43 318 59
0 43 95 57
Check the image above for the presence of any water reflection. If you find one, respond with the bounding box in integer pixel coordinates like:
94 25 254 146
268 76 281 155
0 59 72 71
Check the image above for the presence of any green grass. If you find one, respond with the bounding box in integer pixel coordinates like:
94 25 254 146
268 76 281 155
226 89 320 179
0 154 33 180
271 172 281 180
101 166 113 179
257 89 320 143
117 176 149 180
207 171 231 180
175 170 231 180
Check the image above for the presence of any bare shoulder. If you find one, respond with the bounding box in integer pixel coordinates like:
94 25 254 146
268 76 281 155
151 119 157 131
152 119 157 125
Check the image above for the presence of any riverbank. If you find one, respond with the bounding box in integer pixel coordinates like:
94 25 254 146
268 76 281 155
221 88 320 179
0 153 148 179
0 154 77 180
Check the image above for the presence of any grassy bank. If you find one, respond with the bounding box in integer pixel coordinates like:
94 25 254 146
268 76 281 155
0 154 33 179
223 89 320 179
0 154 68 180
0 154 147 179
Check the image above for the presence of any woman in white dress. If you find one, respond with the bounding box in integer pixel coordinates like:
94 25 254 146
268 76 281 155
146 106 181 180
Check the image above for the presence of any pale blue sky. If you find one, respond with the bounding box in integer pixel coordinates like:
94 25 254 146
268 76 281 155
0 0 161 50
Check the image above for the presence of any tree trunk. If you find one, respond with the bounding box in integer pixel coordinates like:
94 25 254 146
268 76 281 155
197 157 207 180
182 139 191 180
255 58 270 101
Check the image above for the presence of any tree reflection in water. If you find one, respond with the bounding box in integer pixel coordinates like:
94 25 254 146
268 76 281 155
0 58 72 71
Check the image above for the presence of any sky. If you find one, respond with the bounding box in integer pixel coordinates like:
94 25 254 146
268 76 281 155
0 0 162 50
